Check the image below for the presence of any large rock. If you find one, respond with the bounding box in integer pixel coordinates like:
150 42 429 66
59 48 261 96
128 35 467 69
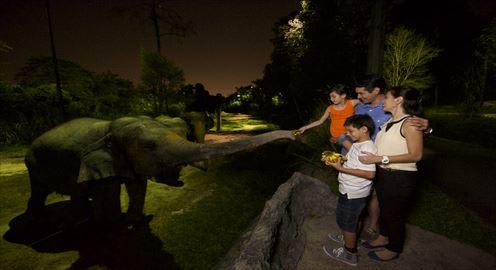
217 172 336 270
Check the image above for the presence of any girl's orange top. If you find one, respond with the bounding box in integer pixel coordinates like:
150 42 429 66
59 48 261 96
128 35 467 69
328 100 355 139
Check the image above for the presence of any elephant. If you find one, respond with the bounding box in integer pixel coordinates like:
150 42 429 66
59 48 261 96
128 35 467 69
24 112 296 228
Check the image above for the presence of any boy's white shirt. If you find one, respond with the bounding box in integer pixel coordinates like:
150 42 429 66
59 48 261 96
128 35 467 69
338 140 377 199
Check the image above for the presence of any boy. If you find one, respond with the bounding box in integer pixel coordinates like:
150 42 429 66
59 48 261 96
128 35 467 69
323 114 377 266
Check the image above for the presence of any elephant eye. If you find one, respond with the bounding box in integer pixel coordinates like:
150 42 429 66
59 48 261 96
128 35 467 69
142 140 157 150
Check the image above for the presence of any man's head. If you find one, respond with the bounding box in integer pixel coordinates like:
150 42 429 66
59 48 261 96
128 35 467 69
344 114 375 142
355 74 387 104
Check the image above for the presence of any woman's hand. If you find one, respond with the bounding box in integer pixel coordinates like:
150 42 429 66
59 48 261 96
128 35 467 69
359 151 380 164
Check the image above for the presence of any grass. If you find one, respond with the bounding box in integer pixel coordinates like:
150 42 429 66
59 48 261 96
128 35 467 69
0 121 294 269
209 112 279 133
407 180 496 254
426 105 496 147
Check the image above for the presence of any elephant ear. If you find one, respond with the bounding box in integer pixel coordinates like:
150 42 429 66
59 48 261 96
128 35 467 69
77 134 117 183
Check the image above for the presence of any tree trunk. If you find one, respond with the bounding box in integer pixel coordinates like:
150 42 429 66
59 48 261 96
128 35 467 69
366 0 386 75
45 0 66 120
151 0 161 54
479 58 488 108
434 86 439 106
216 107 221 132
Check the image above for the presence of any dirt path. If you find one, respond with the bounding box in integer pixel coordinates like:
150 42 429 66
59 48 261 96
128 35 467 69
204 132 253 143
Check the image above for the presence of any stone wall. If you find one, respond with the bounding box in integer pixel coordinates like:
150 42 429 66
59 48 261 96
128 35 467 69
217 172 336 270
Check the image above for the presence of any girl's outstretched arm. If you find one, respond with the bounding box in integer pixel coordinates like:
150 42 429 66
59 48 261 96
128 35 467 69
297 107 329 134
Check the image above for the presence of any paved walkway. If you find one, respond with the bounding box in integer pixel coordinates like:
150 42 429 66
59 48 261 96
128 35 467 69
296 210 496 269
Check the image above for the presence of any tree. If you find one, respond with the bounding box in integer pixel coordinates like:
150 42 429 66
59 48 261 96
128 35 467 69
113 0 194 54
474 19 496 106
382 26 441 91
44 0 66 119
139 49 185 115
90 72 135 118
366 0 386 74
260 0 371 127
0 41 13 77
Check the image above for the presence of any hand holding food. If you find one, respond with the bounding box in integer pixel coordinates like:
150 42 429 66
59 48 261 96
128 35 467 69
321 151 347 163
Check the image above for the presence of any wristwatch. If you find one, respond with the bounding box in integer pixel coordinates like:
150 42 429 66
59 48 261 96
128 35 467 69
381 156 390 165
424 127 434 135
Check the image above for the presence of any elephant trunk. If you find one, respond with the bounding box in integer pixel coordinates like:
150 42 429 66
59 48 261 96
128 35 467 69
175 130 296 166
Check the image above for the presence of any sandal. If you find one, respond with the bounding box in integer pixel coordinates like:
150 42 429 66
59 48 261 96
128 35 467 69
366 227 378 235
361 241 388 249
368 251 399 262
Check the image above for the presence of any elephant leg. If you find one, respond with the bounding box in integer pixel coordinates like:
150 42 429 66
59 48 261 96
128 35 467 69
26 176 50 217
124 177 147 226
157 166 184 187
70 183 90 214
89 178 121 226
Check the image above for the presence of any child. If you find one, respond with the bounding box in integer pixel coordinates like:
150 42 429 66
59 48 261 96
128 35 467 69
297 84 359 152
323 114 377 266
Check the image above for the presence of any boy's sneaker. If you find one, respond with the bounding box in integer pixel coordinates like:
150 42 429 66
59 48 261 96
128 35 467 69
328 233 344 244
327 233 365 245
323 246 358 266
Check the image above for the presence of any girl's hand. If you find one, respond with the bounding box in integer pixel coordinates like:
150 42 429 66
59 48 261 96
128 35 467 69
359 151 380 164
297 127 307 134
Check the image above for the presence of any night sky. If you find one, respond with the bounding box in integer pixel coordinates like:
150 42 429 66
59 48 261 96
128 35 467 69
0 0 298 95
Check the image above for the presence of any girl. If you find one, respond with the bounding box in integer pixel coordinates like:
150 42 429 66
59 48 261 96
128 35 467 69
297 84 360 143
358 86 424 261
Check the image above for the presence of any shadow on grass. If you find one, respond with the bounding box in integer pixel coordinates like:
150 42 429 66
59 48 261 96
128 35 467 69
4 201 180 270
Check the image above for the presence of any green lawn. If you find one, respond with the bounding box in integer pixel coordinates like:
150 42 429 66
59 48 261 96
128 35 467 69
0 138 294 270
210 112 279 133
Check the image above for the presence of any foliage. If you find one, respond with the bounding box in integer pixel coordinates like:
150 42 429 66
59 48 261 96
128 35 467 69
258 0 371 128
139 48 185 116
451 19 496 117
179 83 224 114
0 41 12 53
476 19 496 72
382 26 441 91
454 63 484 118
0 57 136 146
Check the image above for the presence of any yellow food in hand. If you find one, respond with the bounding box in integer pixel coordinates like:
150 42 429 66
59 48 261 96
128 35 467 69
293 130 302 136
321 151 347 163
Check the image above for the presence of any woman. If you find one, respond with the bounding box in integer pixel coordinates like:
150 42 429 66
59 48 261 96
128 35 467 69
358 86 424 261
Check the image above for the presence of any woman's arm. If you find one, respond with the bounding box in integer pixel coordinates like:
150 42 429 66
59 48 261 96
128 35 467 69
297 107 329 133
359 125 423 164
